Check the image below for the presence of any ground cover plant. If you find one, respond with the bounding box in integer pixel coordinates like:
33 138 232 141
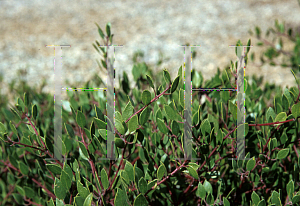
0 21 300 206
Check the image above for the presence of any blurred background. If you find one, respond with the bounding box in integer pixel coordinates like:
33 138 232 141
0 0 300 105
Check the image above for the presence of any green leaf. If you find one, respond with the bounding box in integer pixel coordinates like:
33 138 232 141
271 191 280 205
163 69 171 84
95 22 105 39
106 22 111 37
134 166 144 186
134 194 148 206
287 179 294 199
76 110 86 128
9 121 17 135
74 195 85 206
138 177 148 194
83 193 93 206
193 111 199 125
251 191 260 205
61 170 72 191
284 88 293 105
114 111 122 122
46 164 62 175
101 168 109 190
291 68 300 86
187 166 198 179
147 179 157 191
142 90 151 105
90 121 95 138
64 123 75 139
223 197 230 206
77 181 89 200
146 74 155 90
274 112 287 123
192 71 202 88
32 104 37 120
123 101 134 122
292 195 300 204
246 158 256 171
128 114 139 133
98 129 107 140
171 120 180 136
78 142 89 159
171 75 180 93
203 180 212 194
121 170 130 185
201 119 211 135
228 101 237 121
24 186 35 199
0 122 6 133
292 102 300 119
63 162 73 182
179 88 184 107
139 108 150 125
157 118 168 134
266 107 276 122
10 108 21 120
12 193 24 204
257 199 266 206
157 163 167 181
56 198 64 206
164 105 177 121
94 118 106 129
17 97 25 112
101 59 107 69
115 137 125 148
115 188 129 206
178 65 183 79
124 160 134 182
206 193 214 205
24 92 29 107
196 182 206 199
277 148 289 159
115 119 125 135
15 185 25 196
54 177 67 200
282 94 289 111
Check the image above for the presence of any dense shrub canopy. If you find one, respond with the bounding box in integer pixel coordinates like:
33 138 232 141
0 22 300 206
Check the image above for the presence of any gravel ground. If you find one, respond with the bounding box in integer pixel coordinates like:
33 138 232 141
0 0 300 105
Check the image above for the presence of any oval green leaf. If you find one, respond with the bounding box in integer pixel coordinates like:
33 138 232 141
142 90 151 105
146 74 155 90
83 193 93 206
171 75 180 93
157 164 167 181
139 107 150 125
164 105 177 121
203 180 212 194
246 158 256 171
277 148 289 159
274 112 287 123
134 194 148 206
115 119 125 135
292 102 300 119
157 118 168 134
196 182 206 199
115 137 125 148
163 69 171 84
138 177 147 194
76 110 86 128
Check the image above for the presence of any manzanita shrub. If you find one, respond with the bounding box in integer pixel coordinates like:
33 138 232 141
249 19 300 74
0 22 300 206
